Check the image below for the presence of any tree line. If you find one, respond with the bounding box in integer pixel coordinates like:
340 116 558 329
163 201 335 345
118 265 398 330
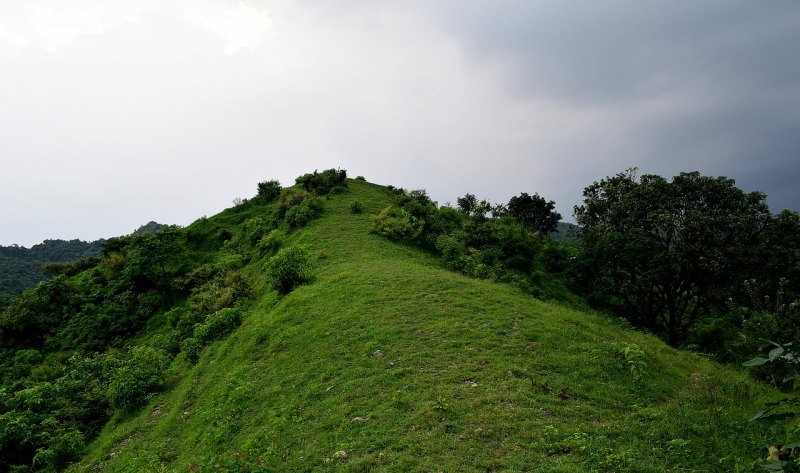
373 168 800 358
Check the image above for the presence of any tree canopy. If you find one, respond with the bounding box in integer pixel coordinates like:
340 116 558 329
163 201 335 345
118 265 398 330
506 192 562 234
573 169 771 345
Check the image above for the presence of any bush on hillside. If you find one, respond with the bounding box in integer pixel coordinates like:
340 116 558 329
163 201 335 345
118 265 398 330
194 307 242 344
350 200 363 214
278 188 312 212
295 168 347 195
244 217 276 246
266 245 314 294
183 307 244 362
107 346 169 412
257 230 285 258
285 197 323 228
256 180 281 202
371 206 424 241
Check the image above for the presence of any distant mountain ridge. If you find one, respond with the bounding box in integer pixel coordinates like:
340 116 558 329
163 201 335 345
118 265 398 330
551 221 581 244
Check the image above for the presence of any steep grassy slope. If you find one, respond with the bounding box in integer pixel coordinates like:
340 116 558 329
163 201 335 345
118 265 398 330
71 180 774 472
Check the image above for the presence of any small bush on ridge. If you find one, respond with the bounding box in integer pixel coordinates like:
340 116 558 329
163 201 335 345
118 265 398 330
256 180 281 202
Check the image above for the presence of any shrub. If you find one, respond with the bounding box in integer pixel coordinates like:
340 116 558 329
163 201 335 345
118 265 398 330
435 232 468 272
194 307 242 344
266 245 315 294
350 200 363 214
256 180 281 202
278 188 313 217
618 342 647 380
285 198 323 228
295 168 347 195
182 337 202 362
181 307 244 362
371 206 424 241
107 346 169 412
258 230 285 258
243 217 275 245
355 175 366 181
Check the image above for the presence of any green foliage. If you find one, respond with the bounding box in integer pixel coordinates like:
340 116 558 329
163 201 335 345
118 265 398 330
371 187 575 303
350 199 364 214
54 177 779 473
618 342 647 380
257 229 284 258
242 217 275 246
744 342 800 472
573 169 772 345
371 205 424 241
276 188 324 228
179 270 249 339
456 193 493 219
0 239 103 311
1 173 794 472
194 308 243 346
266 245 314 294
0 353 113 471
285 196 324 228
183 308 243 362
278 188 312 215
295 168 347 195
256 179 281 202
505 192 562 234
107 346 169 412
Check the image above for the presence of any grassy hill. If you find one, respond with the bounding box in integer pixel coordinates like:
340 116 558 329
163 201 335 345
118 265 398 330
61 179 776 472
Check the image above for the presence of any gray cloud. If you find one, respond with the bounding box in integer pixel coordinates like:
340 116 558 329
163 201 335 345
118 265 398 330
1 1 798 246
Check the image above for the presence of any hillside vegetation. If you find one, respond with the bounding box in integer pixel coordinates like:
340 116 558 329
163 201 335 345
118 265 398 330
0 239 104 309
0 223 168 310
1 172 792 472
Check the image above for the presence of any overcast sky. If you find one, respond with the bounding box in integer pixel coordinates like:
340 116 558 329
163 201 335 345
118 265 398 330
1 1 798 247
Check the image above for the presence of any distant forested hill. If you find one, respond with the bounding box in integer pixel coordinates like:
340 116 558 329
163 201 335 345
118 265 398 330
0 240 104 309
551 221 581 244
0 222 167 309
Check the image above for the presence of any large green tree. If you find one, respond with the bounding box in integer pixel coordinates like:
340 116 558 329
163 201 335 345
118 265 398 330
573 169 771 345
506 192 562 234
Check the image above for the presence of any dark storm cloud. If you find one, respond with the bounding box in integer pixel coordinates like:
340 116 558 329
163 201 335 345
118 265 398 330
422 0 800 211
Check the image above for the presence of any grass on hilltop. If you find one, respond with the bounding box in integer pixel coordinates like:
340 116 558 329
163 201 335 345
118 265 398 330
70 179 776 472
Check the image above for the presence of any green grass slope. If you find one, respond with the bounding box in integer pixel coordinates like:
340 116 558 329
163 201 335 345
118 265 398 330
71 180 773 472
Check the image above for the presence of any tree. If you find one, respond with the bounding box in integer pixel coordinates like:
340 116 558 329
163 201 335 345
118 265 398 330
456 193 492 219
256 180 281 202
506 192 561 234
573 169 771 345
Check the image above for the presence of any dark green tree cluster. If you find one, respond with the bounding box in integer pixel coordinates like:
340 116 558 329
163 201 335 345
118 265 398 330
256 179 282 202
295 168 347 195
571 169 800 350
